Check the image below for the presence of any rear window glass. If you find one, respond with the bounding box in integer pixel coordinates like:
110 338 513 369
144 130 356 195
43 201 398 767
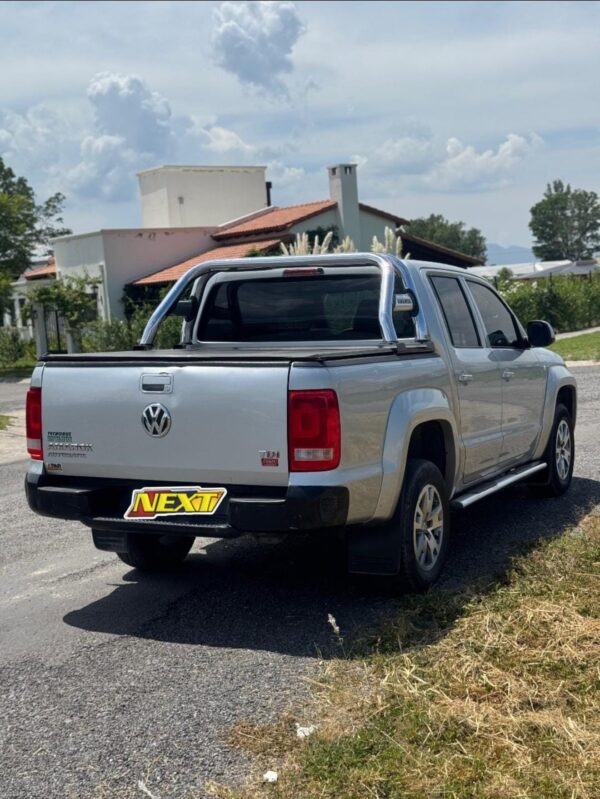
196 274 393 342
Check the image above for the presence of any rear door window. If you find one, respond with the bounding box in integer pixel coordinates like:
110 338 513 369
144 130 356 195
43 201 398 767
467 281 521 348
197 274 385 342
430 275 480 348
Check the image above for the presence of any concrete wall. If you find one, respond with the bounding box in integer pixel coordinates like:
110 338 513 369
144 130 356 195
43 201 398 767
287 206 396 252
357 208 398 251
138 166 269 228
54 228 217 320
289 207 341 242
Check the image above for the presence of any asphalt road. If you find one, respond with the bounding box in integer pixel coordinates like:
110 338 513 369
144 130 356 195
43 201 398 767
0 378 28 414
1 365 599 799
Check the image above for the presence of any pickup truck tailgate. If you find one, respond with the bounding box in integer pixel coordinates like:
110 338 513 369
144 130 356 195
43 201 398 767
40 363 290 485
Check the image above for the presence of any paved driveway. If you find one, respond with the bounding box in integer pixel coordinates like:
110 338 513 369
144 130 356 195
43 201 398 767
0 365 599 798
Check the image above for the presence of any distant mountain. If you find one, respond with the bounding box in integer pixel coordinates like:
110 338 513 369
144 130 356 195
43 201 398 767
486 243 534 265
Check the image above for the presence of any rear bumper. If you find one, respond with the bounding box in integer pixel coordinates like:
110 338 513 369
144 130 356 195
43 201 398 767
25 468 349 537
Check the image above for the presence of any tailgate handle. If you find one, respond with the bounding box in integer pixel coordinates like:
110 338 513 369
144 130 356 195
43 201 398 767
141 373 173 393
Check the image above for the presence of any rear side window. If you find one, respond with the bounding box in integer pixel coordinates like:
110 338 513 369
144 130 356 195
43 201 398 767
467 281 521 348
430 276 480 348
197 274 385 342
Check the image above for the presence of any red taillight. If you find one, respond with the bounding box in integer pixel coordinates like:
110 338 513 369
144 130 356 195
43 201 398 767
26 387 43 460
288 389 340 472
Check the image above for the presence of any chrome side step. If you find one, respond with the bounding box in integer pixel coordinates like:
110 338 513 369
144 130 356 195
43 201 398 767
451 462 546 509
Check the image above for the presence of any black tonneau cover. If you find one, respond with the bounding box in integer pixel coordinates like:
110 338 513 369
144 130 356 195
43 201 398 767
40 341 433 366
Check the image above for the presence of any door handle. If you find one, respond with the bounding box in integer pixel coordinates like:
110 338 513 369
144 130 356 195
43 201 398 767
457 372 473 384
502 369 515 381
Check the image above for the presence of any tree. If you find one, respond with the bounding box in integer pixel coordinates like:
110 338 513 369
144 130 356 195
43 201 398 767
529 180 600 261
0 157 71 278
405 214 486 260
0 271 12 318
25 273 101 348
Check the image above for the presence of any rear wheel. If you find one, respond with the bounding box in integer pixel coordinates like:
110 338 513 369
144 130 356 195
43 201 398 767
116 533 194 571
347 459 450 593
393 459 450 592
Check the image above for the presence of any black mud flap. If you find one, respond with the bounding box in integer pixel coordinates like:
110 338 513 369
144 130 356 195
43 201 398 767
92 529 127 552
347 523 401 576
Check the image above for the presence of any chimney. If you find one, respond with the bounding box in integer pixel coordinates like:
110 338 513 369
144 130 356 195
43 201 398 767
328 163 360 247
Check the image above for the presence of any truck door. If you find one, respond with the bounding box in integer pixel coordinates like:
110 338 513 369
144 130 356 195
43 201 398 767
429 275 503 484
465 280 546 466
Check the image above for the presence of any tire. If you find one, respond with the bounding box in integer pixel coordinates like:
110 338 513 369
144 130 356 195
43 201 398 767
536 403 575 497
349 458 450 594
116 533 194 571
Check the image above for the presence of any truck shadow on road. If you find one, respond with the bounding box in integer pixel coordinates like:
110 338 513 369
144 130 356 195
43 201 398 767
63 476 600 659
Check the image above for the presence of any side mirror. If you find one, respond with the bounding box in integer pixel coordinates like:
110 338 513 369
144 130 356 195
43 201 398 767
170 296 199 322
527 320 555 348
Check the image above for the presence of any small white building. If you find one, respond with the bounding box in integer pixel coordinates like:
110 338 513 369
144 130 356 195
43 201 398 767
52 226 217 320
138 165 270 228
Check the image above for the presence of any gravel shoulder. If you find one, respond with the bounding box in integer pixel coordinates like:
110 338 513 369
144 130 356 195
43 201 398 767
0 366 599 798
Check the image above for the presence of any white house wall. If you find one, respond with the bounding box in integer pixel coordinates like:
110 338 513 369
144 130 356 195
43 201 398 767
139 167 268 228
102 228 217 319
53 233 106 280
289 207 397 251
289 208 341 243
357 209 399 251
54 228 217 321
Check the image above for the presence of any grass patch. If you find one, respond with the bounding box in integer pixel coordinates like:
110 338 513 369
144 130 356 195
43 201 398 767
550 331 600 361
0 362 35 380
0 414 11 431
219 514 600 799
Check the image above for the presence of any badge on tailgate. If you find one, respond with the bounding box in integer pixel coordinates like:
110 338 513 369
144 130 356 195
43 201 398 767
124 486 227 520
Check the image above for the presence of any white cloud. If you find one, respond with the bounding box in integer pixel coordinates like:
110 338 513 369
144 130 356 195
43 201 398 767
211 1 304 97
67 135 140 201
356 134 436 177
200 125 256 155
65 72 177 201
425 133 543 192
86 72 173 157
0 105 68 172
356 131 543 197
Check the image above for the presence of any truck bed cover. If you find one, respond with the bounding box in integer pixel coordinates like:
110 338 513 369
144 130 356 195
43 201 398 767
40 342 432 366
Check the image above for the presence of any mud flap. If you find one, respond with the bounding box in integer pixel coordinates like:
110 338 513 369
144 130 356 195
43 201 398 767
92 529 127 552
347 523 401 576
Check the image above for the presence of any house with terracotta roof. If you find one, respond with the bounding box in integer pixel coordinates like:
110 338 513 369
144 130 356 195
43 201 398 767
16 162 481 353
2 256 58 341
133 164 481 287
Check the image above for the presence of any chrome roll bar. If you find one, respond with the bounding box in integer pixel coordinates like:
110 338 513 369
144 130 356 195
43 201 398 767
139 253 429 347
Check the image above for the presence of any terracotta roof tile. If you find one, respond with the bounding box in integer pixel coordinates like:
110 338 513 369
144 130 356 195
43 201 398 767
24 258 56 280
213 200 336 240
133 239 282 285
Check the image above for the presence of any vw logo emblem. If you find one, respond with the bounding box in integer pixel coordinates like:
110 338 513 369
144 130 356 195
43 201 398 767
142 403 172 438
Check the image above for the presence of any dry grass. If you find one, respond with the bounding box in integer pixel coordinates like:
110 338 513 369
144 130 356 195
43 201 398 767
216 512 600 799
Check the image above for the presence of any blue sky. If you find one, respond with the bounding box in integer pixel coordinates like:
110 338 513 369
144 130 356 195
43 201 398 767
0 0 599 248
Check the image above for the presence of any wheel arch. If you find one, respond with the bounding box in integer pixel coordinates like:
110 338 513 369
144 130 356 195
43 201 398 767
532 366 577 461
372 388 458 522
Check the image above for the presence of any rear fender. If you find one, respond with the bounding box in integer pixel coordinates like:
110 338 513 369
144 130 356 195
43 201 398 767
371 388 458 522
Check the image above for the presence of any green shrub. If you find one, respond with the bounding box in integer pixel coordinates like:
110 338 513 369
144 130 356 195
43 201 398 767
81 308 182 353
0 327 26 366
82 319 136 352
497 273 600 333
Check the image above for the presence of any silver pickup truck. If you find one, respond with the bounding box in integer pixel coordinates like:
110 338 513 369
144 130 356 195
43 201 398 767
25 253 576 591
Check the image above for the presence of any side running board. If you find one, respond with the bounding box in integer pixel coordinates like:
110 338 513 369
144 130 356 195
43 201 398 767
451 462 546 509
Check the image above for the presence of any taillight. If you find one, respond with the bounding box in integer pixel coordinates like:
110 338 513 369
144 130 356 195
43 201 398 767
26 387 43 460
288 389 340 472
